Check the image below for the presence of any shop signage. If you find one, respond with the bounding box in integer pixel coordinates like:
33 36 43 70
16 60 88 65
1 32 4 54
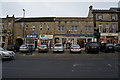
40 35 53 39
101 33 118 36
25 35 38 38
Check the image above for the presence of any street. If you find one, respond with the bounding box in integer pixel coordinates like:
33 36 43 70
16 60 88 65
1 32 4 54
1 50 119 79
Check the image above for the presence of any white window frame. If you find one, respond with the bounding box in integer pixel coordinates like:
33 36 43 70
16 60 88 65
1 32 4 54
106 24 109 33
112 24 116 33
98 15 103 20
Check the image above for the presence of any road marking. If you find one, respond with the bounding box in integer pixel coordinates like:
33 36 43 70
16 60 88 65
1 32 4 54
108 64 112 67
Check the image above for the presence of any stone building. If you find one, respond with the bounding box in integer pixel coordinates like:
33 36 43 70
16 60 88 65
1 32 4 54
1 6 120 48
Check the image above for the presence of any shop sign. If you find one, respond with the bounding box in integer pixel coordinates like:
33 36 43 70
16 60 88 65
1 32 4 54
25 35 38 38
40 35 53 39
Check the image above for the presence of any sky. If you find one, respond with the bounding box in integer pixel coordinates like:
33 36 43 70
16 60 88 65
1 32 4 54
0 0 120 18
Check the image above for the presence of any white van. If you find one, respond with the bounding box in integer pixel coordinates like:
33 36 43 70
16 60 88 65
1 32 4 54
53 43 64 53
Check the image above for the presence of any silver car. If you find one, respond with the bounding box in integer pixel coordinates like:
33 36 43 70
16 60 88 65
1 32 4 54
0 47 15 60
53 43 64 53
70 44 81 53
19 44 35 52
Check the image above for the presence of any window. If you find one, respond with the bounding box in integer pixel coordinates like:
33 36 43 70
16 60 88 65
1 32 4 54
71 26 74 31
58 26 64 31
47 25 50 30
31 26 35 31
75 26 77 31
98 24 103 33
61 26 64 31
40 25 42 30
85 26 90 32
71 26 78 31
111 15 116 20
58 26 61 31
25 25 28 30
0 23 4 28
111 24 116 33
98 15 103 20
106 24 109 33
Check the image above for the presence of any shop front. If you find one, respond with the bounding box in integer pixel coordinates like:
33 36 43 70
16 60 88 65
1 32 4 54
39 35 53 48
25 35 38 48
54 34 93 48
100 33 119 44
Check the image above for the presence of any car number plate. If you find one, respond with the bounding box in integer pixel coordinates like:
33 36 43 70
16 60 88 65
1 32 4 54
92 47 96 48
109 47 112 48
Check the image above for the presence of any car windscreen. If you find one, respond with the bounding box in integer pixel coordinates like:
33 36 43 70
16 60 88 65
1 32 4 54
106 44 113 46
55 44 62 47
40 45 47 47
71 44 80 47
21 45 27 47
89 43 99 46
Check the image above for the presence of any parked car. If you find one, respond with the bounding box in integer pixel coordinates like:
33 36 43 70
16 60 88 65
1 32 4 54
7 44 20 52
19 44 35 53
53 43 64 53
70 44 81 53
0 47 15 60
85 42 100 53
38 44 48 53
100 43 114 52
114 44 120 52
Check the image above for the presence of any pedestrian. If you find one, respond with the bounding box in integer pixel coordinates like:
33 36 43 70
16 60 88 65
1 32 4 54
29 44 33 55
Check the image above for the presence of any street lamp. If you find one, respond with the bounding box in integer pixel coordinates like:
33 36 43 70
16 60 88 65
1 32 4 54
22 9 25 43
23 9 25 18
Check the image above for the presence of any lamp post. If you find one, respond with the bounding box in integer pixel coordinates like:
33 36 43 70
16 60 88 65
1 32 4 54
22 9 25 43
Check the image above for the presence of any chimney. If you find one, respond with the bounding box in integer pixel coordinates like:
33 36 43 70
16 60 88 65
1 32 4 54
89 5 93 10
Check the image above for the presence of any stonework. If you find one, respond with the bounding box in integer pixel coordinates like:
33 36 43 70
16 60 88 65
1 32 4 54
1 6 120 48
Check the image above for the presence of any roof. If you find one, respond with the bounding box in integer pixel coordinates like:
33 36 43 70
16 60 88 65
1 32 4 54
15 17 56 22
92 8 120 14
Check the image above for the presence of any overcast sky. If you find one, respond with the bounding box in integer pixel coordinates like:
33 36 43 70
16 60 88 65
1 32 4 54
1 0 120 18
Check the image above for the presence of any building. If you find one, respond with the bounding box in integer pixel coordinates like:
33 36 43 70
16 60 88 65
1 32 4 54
90 6 120 44
1 6 120 49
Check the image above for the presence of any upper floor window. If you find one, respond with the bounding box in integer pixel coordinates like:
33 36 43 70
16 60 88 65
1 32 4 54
106 24 109 33
71 26 78 31
58 26 61 31
98 15 103 20
111 24 116 33
25 25 28 30
0 23 4 28
111 15 116 20
61 26 64 31
31 25 35 31
47 25 50 30
40 25 42 30
98 24 103 33
85 26 91 32
58 26 64 31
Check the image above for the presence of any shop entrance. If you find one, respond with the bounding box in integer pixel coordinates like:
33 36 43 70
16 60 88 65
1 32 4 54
16 38 23 46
